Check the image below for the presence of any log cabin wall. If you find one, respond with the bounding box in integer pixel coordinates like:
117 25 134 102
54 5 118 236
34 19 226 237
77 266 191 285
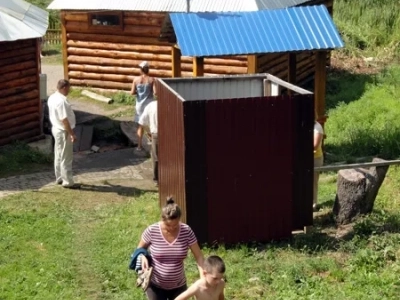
63 10 249 89
181 56 248 77
64 11 173 90
0 38 42 146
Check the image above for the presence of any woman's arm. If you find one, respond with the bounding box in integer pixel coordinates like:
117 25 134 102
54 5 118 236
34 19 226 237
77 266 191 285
190 242 205 278
130 79 137 95
137 239 150 269
314 131 323 151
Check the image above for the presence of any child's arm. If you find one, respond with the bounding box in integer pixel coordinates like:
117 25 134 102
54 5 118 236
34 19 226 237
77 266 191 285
218 281 226 300
175 282 199 300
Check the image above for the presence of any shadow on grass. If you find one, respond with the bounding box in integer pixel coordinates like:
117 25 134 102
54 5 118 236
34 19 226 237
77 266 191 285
302 67 376 110
79 183 155 197
210 209 400 253
324 68 377 110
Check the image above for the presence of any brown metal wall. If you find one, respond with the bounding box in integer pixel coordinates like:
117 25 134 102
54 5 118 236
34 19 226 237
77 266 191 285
0 38 42 146
182 101 209 243
204 96 296 244
156 81 187 218
291 94 314 229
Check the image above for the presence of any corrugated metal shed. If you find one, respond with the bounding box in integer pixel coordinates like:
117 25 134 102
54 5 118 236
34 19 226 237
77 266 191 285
169 5 344 57
156 74 314 244
47 0 310 12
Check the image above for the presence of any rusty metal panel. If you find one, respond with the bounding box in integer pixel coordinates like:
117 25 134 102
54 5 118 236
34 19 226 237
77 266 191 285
156 80 187 218
205 96 295 244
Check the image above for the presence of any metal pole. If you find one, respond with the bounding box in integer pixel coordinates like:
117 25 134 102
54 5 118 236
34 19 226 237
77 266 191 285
314 159 400 172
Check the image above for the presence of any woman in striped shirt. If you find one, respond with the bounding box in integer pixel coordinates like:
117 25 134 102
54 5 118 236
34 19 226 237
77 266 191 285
137 198 205 300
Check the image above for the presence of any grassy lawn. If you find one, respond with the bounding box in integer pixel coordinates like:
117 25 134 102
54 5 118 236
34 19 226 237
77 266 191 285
1 171 400 299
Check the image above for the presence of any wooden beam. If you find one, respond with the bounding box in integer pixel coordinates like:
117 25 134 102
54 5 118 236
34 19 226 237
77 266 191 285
314 51 327 124
315 159 400 172
193 57 204 77
36 38 43 135
288 53 297 95
61 11 69 80
247 55 258 74
171 45 181 78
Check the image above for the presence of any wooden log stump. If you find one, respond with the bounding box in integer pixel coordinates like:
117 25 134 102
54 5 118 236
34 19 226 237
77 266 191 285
333 158 389 225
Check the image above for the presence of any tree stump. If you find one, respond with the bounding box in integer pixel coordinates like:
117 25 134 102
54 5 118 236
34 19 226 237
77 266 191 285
333 158 389 225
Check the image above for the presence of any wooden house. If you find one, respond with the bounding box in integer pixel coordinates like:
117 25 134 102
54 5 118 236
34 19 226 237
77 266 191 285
48 0 338 123
0 1 49 147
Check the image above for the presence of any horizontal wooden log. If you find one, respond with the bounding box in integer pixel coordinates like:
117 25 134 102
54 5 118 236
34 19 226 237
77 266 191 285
2 61 37 74
70 73 173 90
69 64 134 75
0 39 35 53
123 17 164 27
0 90 39 107
67 56 172 69
69 71 133 83
67 47 171 61
66 21 88 30
69 79 133 90
0 128 41 146
0 75 37 91
0 113 40 136
123 11 166 19
204 57 248 67
0 97 38 112
69 62 172 75
65 13 88 22
0 53 36 68
258 53 288 71
66 40 170 53
181 64 246 74
297 66 315 83
0 45 36 60
257 53 286 67
0 68 38 84
67 32 171 46
0 83 37 98
122 25 161 37
0 106 39 123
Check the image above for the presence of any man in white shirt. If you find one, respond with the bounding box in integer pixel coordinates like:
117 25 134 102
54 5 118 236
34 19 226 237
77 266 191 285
138 100 158 186
47 79 80 189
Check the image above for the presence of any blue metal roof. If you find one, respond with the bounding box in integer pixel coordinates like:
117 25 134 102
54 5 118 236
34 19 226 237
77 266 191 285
169 5 344 57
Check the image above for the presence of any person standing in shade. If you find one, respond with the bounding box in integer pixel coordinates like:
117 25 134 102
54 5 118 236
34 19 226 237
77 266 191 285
313 120 324 211
47 79 80 189
130 61 156 150
138 100 158 186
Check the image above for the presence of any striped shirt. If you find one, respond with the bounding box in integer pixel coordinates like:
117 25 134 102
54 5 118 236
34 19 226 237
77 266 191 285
142 222 197 290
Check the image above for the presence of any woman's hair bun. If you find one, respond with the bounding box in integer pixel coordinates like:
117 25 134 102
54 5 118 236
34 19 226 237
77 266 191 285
166 196 175 205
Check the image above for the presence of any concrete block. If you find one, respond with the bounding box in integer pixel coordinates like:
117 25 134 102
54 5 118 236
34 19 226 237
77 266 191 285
28 134 53 155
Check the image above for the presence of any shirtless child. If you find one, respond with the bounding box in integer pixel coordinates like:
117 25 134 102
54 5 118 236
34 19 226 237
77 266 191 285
175 255 226 300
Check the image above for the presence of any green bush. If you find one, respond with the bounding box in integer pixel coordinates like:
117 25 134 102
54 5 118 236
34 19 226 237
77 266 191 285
334 0 400 58
325 65 400 160
0 142 52 177
111 92 135 105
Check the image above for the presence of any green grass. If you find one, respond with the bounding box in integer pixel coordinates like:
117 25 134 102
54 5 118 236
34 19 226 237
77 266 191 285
1 171 400 299
324 64 400 161
334 0 400 59
0 142 52 178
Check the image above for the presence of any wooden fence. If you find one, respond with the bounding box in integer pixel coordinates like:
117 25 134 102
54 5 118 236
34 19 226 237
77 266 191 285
45 22 61 44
